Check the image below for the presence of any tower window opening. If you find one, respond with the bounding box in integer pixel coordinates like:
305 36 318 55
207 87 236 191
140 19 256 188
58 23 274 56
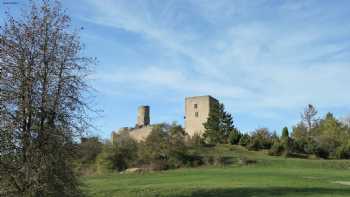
194 104 198 109
195 112 199 117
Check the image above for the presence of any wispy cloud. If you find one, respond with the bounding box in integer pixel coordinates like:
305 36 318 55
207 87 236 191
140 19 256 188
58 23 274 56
70 0 350 134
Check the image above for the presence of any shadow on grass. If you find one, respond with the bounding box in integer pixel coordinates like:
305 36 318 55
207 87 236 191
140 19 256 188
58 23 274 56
169 187 350 197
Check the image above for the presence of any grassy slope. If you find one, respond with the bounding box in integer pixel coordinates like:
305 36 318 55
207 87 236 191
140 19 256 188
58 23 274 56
82 145 350 197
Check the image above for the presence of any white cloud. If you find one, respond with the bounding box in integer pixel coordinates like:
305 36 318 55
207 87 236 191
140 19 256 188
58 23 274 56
85 0 350 118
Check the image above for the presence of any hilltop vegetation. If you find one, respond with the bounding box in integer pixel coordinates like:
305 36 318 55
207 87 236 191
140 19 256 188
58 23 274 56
75 104 350 177
82 145 350 197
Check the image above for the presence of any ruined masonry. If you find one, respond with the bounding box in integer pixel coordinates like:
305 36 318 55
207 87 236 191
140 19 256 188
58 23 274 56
112 95 219 142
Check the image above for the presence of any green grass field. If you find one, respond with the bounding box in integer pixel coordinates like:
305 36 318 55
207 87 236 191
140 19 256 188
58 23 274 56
82 145 350 197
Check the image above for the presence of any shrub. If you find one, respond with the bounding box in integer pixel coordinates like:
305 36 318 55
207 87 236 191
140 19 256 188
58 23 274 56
268 142 285 156
336 144 350 159
182 152 204 167
229 130 242 145
149 160 169 171
95 133 138 173
247 138 260 151
247 128 274 150
95 144 114 174
214 156 231 166
77 137 103 164
203 155 215 165
239 134 250 146
238 157 257 165
186 134 204 148
314 145 330 159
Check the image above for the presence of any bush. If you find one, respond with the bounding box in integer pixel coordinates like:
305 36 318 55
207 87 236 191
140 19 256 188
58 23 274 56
291 138 310 154
314 145 330 159
95 144 114 174
238 157 257 165
229 130 242 145
247 138 260 151
336 144 350 159
95 133 138 173
77 137 103 164
149 160 169 171
268 142 285 156
182 153 204 167
247 128 274 150
203 155 215 165
139 123 203 170
239 134 250 146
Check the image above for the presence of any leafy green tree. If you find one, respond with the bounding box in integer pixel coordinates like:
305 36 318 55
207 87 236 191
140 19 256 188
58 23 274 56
268 141 285 156
95 143 115 174
247 128 273 150
291 111 350 158
336 143 350 159
74 137 103 175
144 124 169 161
168 123 188 167
78 137 103 164
312 113 347 158
96 132 138 172
139 123 196 170
292 122 308 140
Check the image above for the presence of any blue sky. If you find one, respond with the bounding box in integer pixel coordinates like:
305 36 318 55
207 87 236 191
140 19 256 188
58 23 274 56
2 0 350 138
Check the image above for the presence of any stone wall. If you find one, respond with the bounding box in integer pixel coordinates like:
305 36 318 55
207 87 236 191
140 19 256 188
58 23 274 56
128 125 153 142
112 125 153 143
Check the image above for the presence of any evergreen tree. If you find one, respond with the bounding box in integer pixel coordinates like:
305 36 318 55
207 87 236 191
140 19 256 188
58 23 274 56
229 129 242 145
282 127 289 140
203 102 222 144
203 102 237 144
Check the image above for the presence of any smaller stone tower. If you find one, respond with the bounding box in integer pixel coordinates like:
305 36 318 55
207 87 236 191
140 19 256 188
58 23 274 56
136 105 150 128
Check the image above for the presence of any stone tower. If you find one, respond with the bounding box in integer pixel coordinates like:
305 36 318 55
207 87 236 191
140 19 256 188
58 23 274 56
184 95 218 136
136 105 150 128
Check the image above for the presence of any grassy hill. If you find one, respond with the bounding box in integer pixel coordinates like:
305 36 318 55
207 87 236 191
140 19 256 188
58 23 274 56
82 145 350 197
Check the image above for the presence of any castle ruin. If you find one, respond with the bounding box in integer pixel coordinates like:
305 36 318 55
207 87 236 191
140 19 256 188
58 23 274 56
136 105 150 128
112 95 218 142
184 95 219 136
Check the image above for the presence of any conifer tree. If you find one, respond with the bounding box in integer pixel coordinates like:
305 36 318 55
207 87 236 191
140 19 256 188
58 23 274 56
203 102 237 144
203 102 222 144
282 127 289 140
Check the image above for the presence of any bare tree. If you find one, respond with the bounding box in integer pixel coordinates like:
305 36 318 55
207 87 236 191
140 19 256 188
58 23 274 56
0 1 94 196
301 104 318 131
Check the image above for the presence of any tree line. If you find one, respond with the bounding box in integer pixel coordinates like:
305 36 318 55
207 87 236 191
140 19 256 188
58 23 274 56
203 103 350 160
75 103 350 177
76 123 214 175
